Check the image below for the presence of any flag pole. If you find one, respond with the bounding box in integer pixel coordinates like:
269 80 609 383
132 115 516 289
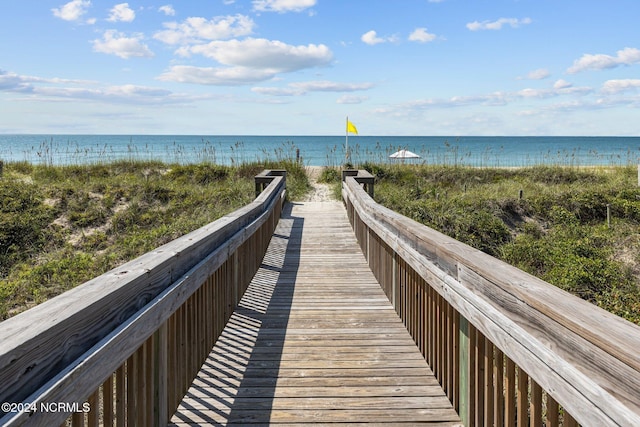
345 116 349 164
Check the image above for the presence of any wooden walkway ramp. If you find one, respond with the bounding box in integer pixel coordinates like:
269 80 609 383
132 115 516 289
169 201 462 425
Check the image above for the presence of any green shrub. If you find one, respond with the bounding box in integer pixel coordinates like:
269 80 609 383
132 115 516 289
0 159 314 319
318 167 341 183
519 166 603 185
548 206 578 226
167 164 230 184
0 180 54 275
372 164 640 324
610 197 640 222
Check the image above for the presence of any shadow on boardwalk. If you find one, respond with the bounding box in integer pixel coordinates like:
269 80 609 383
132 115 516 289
170 201 461 425
170 203 302 424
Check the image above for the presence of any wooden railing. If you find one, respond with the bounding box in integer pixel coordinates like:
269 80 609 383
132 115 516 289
0 170 286 427
343 171 640 427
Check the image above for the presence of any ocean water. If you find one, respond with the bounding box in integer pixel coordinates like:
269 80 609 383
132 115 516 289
0 134 639 167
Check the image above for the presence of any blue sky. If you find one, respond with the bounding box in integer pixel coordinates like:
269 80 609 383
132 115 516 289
1 0 640 135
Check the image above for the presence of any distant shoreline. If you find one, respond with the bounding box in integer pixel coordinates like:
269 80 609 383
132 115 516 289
1 134 638 167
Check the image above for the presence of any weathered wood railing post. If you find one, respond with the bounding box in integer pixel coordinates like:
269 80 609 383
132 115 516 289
255 169 287 197
342 169 374 198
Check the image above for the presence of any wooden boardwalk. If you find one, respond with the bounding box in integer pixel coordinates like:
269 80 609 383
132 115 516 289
169 201 462 425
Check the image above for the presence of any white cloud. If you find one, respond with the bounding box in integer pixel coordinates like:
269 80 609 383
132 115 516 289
252 86 300 96
361 30 384 45
408 28 437 43
158 5 175 16
52 0 92 22
601 79 640 94
108 85 176 100
466 17 532 31
337 95 368 104
361 30 399 45
32 84 199 105
521 68 550 80
0 70 95 93
517 88 556 99
159 34 332 86
289 81 374 92
154 15 255 45
517 82 590 99
180 38 332 72
252 0 316 13
379 79 599 119
567 47 640 74
92 30 154 59
107 3 135 23
553 79 572 90
253 80 373 96
0 70 204 105
158 65 277 85
0 71 38 93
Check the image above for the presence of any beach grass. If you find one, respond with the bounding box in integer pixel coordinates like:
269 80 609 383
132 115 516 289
0 159 309 320
3 158 639 325
350 162 640 324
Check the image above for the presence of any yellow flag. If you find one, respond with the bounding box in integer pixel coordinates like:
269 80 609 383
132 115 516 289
347 120 358 134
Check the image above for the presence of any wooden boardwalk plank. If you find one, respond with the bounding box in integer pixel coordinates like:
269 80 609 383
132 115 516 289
170 201 462 426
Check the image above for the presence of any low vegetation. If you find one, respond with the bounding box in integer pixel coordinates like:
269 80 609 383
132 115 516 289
0 159 309 320
324 163 640 325
4 159 638 325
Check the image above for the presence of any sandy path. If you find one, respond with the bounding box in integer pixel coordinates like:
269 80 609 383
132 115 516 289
300 166 333 202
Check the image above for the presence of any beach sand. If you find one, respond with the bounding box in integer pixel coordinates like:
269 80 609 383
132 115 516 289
301 166 333 202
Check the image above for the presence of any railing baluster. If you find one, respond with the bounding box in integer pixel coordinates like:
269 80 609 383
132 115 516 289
531 379 542 427
167 311 176 417
136 342 146 427
154 323 168 426
116 364 125 427
126 353 136 426
453 309 460 412
475 329 485 427
545 394 558 426
436 293 442 387
484 337 494 427
446 301 454 400
564 411 578 427
103 374 114 427
430 286 437 372
469 323 477 426
494 348 504 427
505 357 516 427
517 367 528 427
71 411 84 427
87 389 98 427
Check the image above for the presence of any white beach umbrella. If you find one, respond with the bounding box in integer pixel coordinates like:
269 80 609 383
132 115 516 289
389 149 421 159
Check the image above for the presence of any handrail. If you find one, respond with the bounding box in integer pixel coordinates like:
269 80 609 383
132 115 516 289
343 171 640 426
342 169 375 197
0 170 286 426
